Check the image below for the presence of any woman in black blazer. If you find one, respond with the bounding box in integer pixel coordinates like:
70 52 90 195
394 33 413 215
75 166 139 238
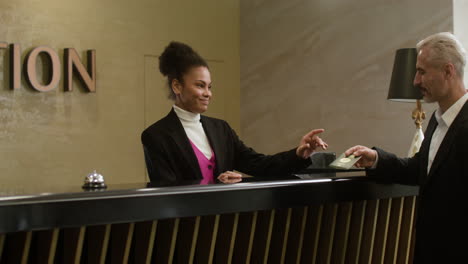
142 41 327 186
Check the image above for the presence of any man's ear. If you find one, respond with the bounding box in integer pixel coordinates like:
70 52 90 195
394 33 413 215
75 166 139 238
444 63 456 79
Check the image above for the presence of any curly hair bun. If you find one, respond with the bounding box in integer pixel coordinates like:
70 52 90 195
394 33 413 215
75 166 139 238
159 41 208 77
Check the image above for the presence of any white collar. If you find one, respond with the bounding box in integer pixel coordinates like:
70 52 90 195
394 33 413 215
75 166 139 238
435 92 468 127
173 105 200 122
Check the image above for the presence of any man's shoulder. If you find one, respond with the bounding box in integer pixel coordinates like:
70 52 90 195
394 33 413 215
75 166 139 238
454 102 468 130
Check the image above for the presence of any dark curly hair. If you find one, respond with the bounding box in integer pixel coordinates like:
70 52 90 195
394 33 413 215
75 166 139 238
159 41 209 100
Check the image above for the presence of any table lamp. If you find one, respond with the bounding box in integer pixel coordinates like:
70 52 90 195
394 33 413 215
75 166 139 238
387 48 425 157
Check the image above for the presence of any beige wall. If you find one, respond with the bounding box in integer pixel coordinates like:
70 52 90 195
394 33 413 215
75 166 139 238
454 0 468 84
240 0 451 157
0 0 240 187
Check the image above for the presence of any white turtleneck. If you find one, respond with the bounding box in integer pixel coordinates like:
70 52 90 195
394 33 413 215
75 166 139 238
173 105 213 159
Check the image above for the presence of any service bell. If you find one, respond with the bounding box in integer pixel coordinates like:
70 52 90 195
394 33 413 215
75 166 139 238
82 170 107 189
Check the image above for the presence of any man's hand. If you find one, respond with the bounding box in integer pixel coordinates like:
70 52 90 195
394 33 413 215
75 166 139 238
344 145 377 168
296 129 328 159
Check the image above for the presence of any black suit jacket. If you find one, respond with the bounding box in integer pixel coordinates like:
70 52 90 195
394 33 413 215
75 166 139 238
371 101 468 263
141 109 311 185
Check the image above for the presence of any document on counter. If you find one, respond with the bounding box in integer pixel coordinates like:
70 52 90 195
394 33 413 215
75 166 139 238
329 152 362 170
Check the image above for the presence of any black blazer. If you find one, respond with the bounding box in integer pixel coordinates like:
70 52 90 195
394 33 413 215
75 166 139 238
371 101 468 263
141 109 311 185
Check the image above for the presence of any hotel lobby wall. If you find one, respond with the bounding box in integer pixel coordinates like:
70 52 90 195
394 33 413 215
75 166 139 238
240 0 451 157
0 0 240 186
454 0 468 85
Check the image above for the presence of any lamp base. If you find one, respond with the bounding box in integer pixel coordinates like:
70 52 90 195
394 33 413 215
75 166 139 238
412 100 425 128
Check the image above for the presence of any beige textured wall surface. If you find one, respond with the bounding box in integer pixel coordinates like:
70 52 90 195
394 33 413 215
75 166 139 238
0 0 240 187
240 0 451 157
454 0 468 85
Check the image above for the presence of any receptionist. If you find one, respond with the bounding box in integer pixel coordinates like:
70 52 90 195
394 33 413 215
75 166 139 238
141 41 328 186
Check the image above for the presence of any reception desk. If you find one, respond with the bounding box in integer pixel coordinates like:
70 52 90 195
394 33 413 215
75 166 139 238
0 173 418 264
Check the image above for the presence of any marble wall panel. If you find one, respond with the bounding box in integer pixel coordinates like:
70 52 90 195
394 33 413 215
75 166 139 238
241 0 451 157
454 0 468 84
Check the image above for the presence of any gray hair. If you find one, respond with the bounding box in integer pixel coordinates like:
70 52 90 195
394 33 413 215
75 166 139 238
416 32 466 78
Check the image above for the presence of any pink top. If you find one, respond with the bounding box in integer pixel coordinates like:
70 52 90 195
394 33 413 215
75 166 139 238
190 140 216 184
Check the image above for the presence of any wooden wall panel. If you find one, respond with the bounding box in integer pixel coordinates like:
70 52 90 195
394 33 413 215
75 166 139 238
32 228 59 264
0 197 418 264
345 200 367 264
372 198 392 264
331 202 353 264
2 231 32 264
86 224 111 264
152 219 179 263
385 197 404 263
214 213 239 264
284 207 308 264
195 215 219 264
316 203 339 264
268 208 292 264
174 217 199 263
60 227 86 264
398 196 416 264
0 234 4 261
108 223 134 264
300 204 324 264
131 221 157 264
232 211 257 264
359 199 380 264
251 210 276 264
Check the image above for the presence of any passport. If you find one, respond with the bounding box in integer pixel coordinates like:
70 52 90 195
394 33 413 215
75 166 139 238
329 152 362 170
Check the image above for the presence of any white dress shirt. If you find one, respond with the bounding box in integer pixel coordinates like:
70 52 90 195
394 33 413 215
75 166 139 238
427 92 468 173
173 105 212 159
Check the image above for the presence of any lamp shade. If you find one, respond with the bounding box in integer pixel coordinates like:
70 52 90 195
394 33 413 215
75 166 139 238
387 48 423 102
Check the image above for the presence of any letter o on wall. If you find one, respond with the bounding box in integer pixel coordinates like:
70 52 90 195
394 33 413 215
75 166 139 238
26 46 61 92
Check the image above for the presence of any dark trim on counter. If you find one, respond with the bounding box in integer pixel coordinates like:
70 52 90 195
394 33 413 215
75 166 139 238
0 177 419 233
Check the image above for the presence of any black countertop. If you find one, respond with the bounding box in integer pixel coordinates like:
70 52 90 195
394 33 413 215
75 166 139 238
0 172 419 233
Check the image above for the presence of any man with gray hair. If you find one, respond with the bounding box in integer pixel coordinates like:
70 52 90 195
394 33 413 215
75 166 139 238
345 32 468 262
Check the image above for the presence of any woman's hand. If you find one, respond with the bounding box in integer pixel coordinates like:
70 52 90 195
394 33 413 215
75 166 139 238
217 171 243 184
296 129 328 159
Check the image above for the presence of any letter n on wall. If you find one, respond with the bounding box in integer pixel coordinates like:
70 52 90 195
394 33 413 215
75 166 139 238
64 48 96 92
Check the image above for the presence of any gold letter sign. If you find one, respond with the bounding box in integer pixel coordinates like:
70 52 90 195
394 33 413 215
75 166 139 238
64 48 96 92
0 42 96 92
26 46 61 92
